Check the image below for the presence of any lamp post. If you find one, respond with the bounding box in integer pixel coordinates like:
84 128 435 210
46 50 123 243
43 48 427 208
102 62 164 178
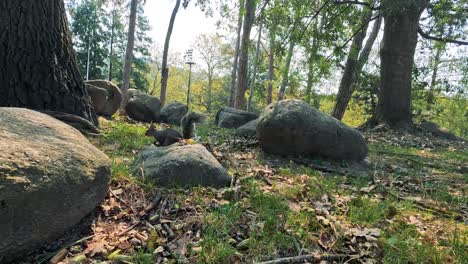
184 49 195 108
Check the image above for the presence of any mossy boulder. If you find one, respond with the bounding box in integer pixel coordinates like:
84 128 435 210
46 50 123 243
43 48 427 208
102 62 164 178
160 101 188 125
257 100 368 161
235 119 258 138
85 80 122 117
215 107 258 129
133 144 231 188
0 108 110 261
125 89 161 122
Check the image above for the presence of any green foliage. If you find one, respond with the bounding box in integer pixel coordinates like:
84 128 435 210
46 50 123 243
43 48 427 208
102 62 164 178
102 121 154 156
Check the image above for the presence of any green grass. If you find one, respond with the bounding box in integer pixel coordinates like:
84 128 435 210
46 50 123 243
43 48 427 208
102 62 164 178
383 222 445 264
348 197 393 225
102 121 154 156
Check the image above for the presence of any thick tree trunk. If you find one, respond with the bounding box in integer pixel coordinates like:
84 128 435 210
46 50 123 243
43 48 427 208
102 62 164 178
277 41 295 101
266 30 275 105
120 0 138 112
234 0 256 109
370 3 426 129
247 23 263 112
160 0 181 107
331 11 373 120
228 0 244 107
0 0 98 125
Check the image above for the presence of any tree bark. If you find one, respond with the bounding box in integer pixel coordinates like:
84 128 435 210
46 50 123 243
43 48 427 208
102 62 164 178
0 0 98 125
120 0 138 112
247 22 263 112
229 0 244 107
277 41 295 101
108 5 116 81
331 11 373 120
266 29 275 105
234 0 256 109
369 1 427 129
160 0 181 107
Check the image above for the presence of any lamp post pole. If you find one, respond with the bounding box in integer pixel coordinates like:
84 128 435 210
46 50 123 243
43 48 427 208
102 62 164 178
185 49 195 108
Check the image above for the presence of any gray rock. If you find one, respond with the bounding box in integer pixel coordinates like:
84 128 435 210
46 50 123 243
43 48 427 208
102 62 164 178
420 121 459 141
85 80 123 117
160 101 188 125
86 83 108 115
133 144 231 188
0 108 110 261
125 89 161 122
235 119 258 138
215 107 258 129
257 99 368 161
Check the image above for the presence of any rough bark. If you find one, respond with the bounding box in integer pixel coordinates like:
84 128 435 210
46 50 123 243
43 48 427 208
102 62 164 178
305 61 315 105
277 41 295 101
369 1 427 129
0 0 98 126
207 73 213 112
234 0 256 109
266 30 275 105
229 0 244 107
247 23 263 112
160 0 181 107
120 0 138 112
331 11 373 120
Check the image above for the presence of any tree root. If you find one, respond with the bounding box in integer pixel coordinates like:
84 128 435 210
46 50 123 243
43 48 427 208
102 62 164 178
41 110 100 135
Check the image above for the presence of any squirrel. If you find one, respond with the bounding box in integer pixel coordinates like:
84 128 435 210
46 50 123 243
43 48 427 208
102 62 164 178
145 112 206 146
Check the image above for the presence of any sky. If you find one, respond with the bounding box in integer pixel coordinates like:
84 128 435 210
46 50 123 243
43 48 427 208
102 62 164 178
143 1 218 54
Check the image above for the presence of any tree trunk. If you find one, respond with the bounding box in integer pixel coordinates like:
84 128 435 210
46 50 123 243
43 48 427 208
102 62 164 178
160 0 181 107
229 0 244 107
266 30 275 105
108 5 115 81
331 11 373 120
0 0 98 125
207 73 213 112
247 22 263 112
120 0 138 112
427 44 443 107
234 0 256 109
277 40 295 101
370 2 427 129
305 61 315 105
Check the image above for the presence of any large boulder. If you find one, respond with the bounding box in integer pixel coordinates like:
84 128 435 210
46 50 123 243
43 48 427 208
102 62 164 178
85 80 123 117
215 107 258 129
420 121 460 141
257 100 368 161
235 119 258 138
0 108 110 261
86 83 108 115
133 144 231 188
125 89 161 122
160 101 188 125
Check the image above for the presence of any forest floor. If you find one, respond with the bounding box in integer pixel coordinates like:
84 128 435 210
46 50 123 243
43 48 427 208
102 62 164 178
24 117 467 264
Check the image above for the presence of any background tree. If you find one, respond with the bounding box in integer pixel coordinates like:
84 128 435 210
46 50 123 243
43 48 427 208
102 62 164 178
120 0 139 112
0 0 98 125
234 0 257 109
194 34 230 112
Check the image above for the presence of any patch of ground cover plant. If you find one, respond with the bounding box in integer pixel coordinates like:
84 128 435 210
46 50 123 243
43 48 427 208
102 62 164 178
25 117 467 264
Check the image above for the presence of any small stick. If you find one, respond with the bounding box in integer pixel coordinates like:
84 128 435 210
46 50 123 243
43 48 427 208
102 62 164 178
256 253 348 264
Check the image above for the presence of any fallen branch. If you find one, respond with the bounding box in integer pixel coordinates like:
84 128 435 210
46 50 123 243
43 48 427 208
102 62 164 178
291 158 348 176
256 253 348 264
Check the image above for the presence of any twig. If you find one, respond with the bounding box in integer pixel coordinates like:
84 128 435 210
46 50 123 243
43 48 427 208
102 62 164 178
109 188 132 210
291 158 348 175
256 253 348 264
